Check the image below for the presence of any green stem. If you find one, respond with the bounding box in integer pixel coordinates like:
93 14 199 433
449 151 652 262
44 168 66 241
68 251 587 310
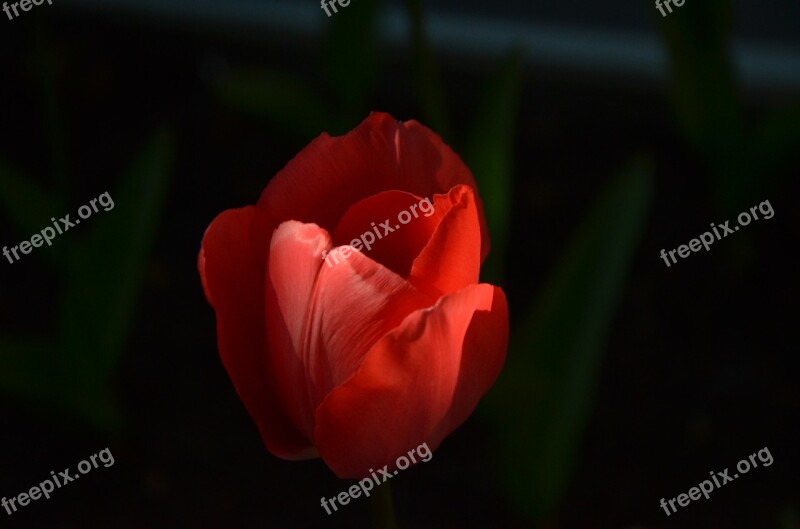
370 482 398 529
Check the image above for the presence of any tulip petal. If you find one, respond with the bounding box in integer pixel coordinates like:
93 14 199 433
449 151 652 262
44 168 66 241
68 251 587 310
256 112 490 260
408 185 482 297
264 221 333 440
199 207 316 459
313 283 508 478
267 221 433 418
331 185 482 292
427 288 509 447
332 190 445 277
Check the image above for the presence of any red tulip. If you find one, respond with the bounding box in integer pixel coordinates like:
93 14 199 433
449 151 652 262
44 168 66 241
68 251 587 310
198 112 509 478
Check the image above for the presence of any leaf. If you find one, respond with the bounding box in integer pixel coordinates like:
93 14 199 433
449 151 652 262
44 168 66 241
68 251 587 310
463 50 524 285
749 104 800 189
0 159 63 240
56 126 174 430
0 160 65 268
488 157 654 521
660 0 749 212
211 68 332 139
0 338 58 408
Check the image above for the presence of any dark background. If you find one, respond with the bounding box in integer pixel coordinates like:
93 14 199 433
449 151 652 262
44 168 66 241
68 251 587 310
0 0 798 527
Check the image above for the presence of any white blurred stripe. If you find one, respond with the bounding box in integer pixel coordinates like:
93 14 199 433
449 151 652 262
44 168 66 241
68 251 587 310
61 0 800 94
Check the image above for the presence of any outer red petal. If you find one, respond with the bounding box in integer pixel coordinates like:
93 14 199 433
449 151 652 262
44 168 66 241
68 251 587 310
198 207 316 459
256 112 490 261
313 284 509 478
427 288 509 448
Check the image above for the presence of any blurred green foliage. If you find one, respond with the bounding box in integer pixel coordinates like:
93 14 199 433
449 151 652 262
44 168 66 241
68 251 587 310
213 68 334 139
662 0 800 213
464 51 525 286
405 0 451 141
487 158 654 520
780 504 800 529
0 127 173 432
211 0 381 139
0 19 173 433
